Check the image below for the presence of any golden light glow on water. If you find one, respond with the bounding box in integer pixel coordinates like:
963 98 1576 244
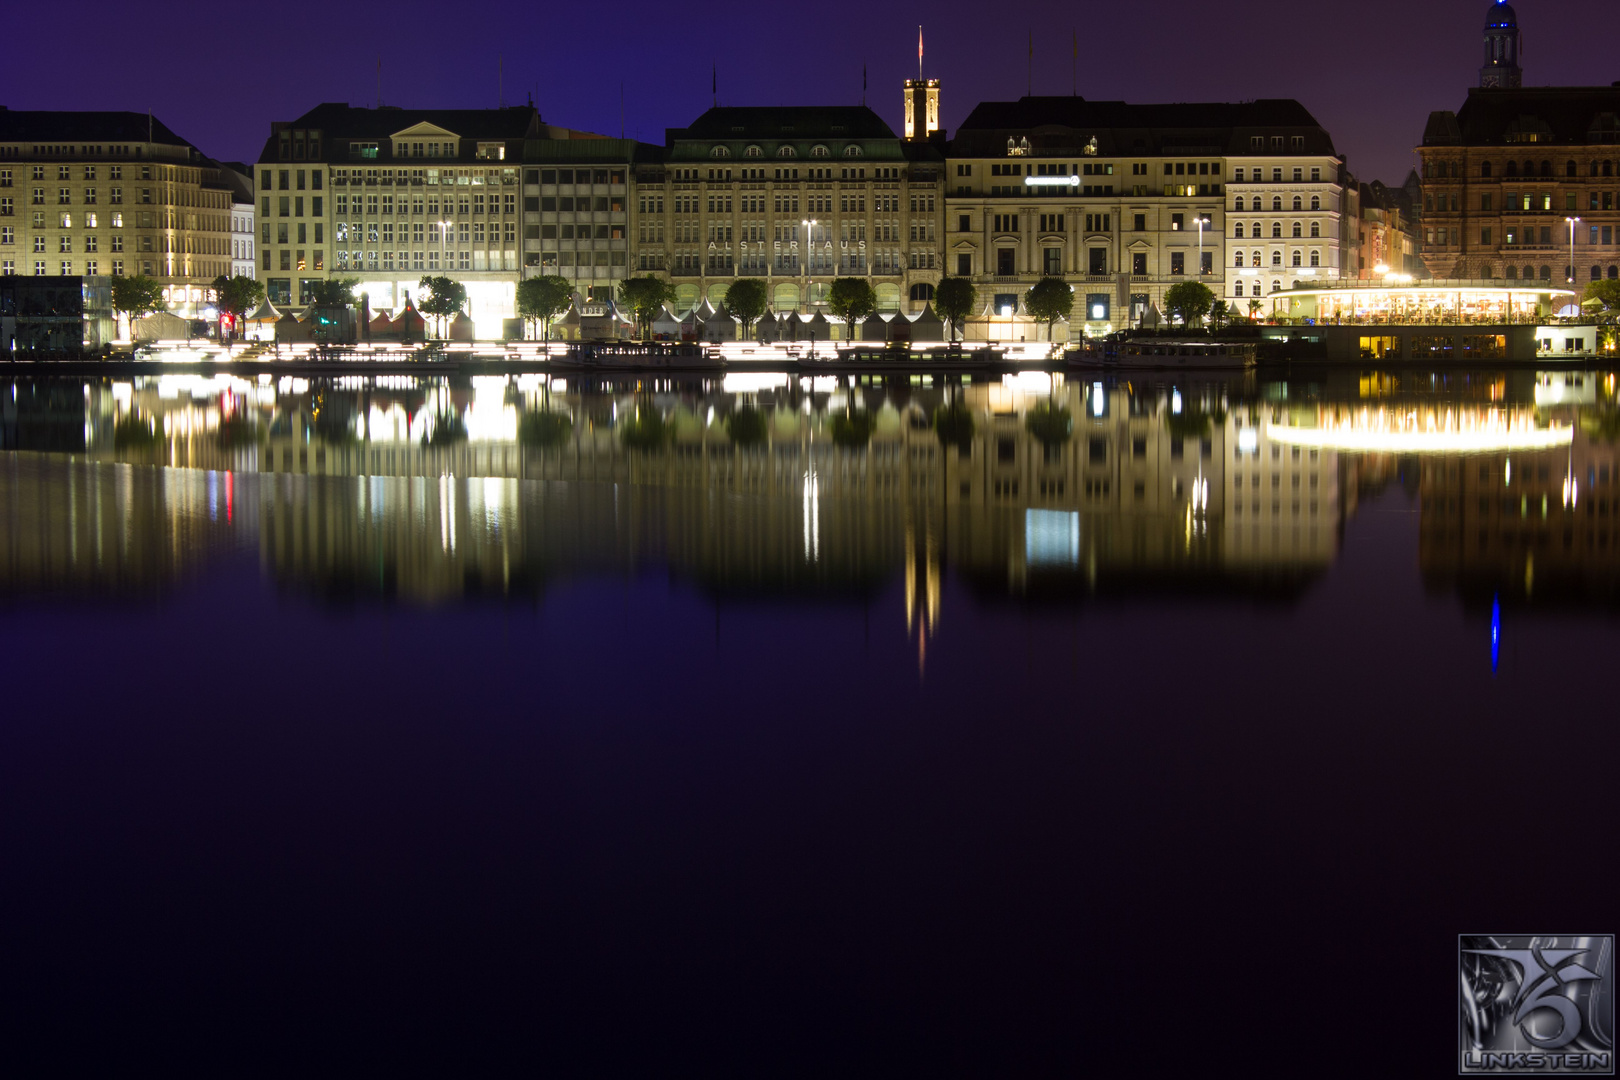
1267 407 1573 453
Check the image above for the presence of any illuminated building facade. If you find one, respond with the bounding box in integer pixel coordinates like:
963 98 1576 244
943 96 1346 339
253 103 541 334
1418 8 1620 282
221 162 256 282
0 109 234 315
629 106 945 319
523 131 653 304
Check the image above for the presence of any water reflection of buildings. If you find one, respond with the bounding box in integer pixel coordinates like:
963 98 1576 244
6 371 1616 621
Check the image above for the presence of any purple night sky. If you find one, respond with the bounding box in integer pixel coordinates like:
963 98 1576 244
3 0 1615 183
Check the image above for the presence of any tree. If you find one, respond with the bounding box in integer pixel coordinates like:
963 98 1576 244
726 406 769 447
516 275 574 340
934 277 978 343
1025 402 1073 447
1209 300 1229 328
826 278 876 340
110 275 167 330
417 276 467 337
1247 298 1264 322
211 274 264 337
725 278 769 338
933 402 975 455
618 276 677 341
1023 278 1074 342
1163 281 1215 326
310 277 360 306
1585 278 1620 317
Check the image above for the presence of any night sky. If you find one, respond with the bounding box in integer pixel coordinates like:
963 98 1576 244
3 1 1615 183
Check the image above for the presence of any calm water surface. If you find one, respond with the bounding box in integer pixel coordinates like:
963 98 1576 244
2 368 1617 1075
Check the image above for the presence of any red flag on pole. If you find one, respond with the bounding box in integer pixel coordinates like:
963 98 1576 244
918 25 924 80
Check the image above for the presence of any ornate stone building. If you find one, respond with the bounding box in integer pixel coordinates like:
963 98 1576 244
629 106 945 317
0 109 234 316
1417 4 1620 283
253 103 541 333
943 96 1344 337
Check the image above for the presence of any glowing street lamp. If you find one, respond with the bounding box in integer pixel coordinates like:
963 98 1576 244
800 218 817 314
1566 216 1581 287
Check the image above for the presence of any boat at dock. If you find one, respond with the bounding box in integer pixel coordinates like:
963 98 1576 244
1073 337 1258 369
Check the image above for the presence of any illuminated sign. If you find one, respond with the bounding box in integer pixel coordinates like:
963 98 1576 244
1024 176 1080 187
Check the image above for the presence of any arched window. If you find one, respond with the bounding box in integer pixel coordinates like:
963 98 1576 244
1309 251 1320 267
1310 222 1320 237
1449 162 1459 178
1523 160 1534 176
1523 265 1534 280
842 145 862 158
1234 196 1245 211
1605 161 1615 177
744 145 762 159
1539 160 1552 177
810 145 829 158
1505 161 1518 177
1567 160 1578 177
1539 265 1552 280
1271 196 1283 211
909 282 934 301
1233 223 1245 238
1291 251 1302 267
1592 161 1601 176
1505 265 1518 280
1292 222 1302 237
1271 222 1282 238
1611 265 1619 279
710 145 730 158
1271 251 1283 267
1310 195 1321 210
1252 252 1261 267
1481 161 1493 178
1594 265 1603 281
1271 279 1282 293
1252 221 1261 236
1292 195 1303 210
777 146 797 158
1234 250 1246 267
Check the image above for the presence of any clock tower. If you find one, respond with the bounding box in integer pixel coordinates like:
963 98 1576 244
1479 0 1522 88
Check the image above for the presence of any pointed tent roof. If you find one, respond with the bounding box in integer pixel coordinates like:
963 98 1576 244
369 311 395 333
244 298 281 323
909 304 945 342
651 304 682 334
804 312 831 337
693 297 718 320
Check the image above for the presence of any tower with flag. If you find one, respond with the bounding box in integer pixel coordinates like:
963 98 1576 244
903 25 940 141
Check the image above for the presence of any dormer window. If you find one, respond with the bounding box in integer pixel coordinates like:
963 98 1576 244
744 145 762 158
843 145 862 158
777 146 797 159
710 145 731 158
475 142 505 161
811 145 830 158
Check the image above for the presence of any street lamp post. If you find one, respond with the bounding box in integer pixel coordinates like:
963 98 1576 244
1566 216 1581 288
800 218 816 316
1196 214 1206 280
438 219 452 337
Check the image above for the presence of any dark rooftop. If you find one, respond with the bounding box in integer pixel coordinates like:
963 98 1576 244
668 106 899 144
949 96 1336 157
0 108 198 151
1422 85 1620 146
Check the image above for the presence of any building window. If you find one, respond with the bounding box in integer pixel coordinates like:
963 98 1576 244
1170 251 1185 275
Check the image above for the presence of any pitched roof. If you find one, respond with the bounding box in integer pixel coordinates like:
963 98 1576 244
949 96 1337 157
258 103 542 161
1424 85 1620 146
0 107 200 151
669 105 898 143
